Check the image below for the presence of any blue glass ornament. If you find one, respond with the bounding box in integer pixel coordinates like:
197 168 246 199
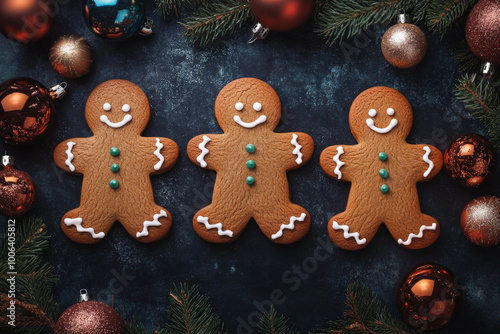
83 0 153 40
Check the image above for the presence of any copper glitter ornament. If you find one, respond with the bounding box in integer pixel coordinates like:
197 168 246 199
0 0 57 43
0 77 66 145
397 263 463 331
466 0 500 65
460 196 500 247
55 289 125 334
0 155 36 217
49 35 93 79
381 14 427 68
444 133 495 187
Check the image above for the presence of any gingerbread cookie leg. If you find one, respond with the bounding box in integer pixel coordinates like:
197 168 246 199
62 207 115 244
256 203 310 244
387 211 440 249
120 203 172 243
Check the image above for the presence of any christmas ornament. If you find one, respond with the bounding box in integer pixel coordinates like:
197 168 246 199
0 0 57 43
444 133 495 187
248 0 315 42
83 0 153 41
466 0 500 77
0 155 36 217
0 77 66 145
461 196 500 247
381 13 427 68
397 263 463 331
55 289 125 334
49 35 94 79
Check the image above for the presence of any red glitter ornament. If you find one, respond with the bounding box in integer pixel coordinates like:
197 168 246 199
249 0 315 31
397 263 463 331
55 290 125 334
466 0 500 64
444 133 495 187
460 196 500 247
0 155 36 217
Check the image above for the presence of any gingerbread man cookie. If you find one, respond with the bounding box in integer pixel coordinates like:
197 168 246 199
187 78 314 244
53 80 179 244
320 86 443 250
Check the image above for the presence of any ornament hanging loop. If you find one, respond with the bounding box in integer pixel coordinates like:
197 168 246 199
49 82 67 100
78 289 91 302
248 23 269 44
139 17 154 36
481 62 496 80
2 154 13 167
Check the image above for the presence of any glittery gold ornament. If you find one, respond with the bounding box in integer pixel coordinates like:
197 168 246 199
49 35 93 79
381 14 427 68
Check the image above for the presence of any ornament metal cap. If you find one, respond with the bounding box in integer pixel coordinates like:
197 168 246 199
2 154 13 167
49 82 67 100
481 62 496 80
248 23 269 44
139 17 154 36
78 289 92 302
398 13 407 24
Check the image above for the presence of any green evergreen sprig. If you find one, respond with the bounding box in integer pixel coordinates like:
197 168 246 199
311 281 417 334
453 39 483 73
0 217 58 334
179 0 253 46
154 0 203 18
258 305 299 334
425 0 477 33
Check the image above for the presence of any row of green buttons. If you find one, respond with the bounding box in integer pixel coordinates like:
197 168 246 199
379 152 389 194
110 147 120 189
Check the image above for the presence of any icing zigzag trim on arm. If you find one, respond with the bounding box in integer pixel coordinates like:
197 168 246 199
333 146 345 179
153 138 164 171
422 146 434 177
197 135 211 168
65 142 76 172
291 134 303 165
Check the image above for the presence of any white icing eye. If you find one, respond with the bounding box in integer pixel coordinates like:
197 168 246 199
368 109 377 117
253 102 262 111
387 107 395 116
235 102 244 111
103 103 111 111
122 104 131 112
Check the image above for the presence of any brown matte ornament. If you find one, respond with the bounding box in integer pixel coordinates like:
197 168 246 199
0 155 36 217
460 196 500 247
465 0 500 64
249 0 315 31
381 14 427 68
444 133 495 187
49 35 94 79
397 263 463 331
0 0 57 43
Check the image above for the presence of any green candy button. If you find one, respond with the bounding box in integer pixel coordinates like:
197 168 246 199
246 144 256 153
246 176 255 185
246 160 256 169
378 152 387 161
379 169 388 179
110 147 120 157
109 179 119 189
111 164 120 173
380 184 389 193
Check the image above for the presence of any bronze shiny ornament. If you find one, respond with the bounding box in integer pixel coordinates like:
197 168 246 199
381 14 427 68
0 0 57 43
397 263 463 331
0 155 36 217
461 196 500 247
49 35 94 79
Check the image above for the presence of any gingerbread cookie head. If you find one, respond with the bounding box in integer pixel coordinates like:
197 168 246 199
85 79 151 136
214 78 281 132
349 86 413 142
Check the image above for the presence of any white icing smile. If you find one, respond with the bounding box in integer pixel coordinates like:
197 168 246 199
100 114 132 128
233 115 267 128
366 118 398 134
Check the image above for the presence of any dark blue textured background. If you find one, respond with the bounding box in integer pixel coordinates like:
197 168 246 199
1 1 499 333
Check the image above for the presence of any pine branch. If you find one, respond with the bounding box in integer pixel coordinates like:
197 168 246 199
311 281 417 334
425 0 477 34
0 217 58 334
453 39 482 73
258 305 299 334
455 74 500 149
315 0 429 46
179 0 253 46
166 283 227 334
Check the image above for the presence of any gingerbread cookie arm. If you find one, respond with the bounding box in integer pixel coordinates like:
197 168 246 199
138 137 179 175
274 132 314 170
320 144 360 182
407 144 443 182
53 138 90 175
187 134 224 170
